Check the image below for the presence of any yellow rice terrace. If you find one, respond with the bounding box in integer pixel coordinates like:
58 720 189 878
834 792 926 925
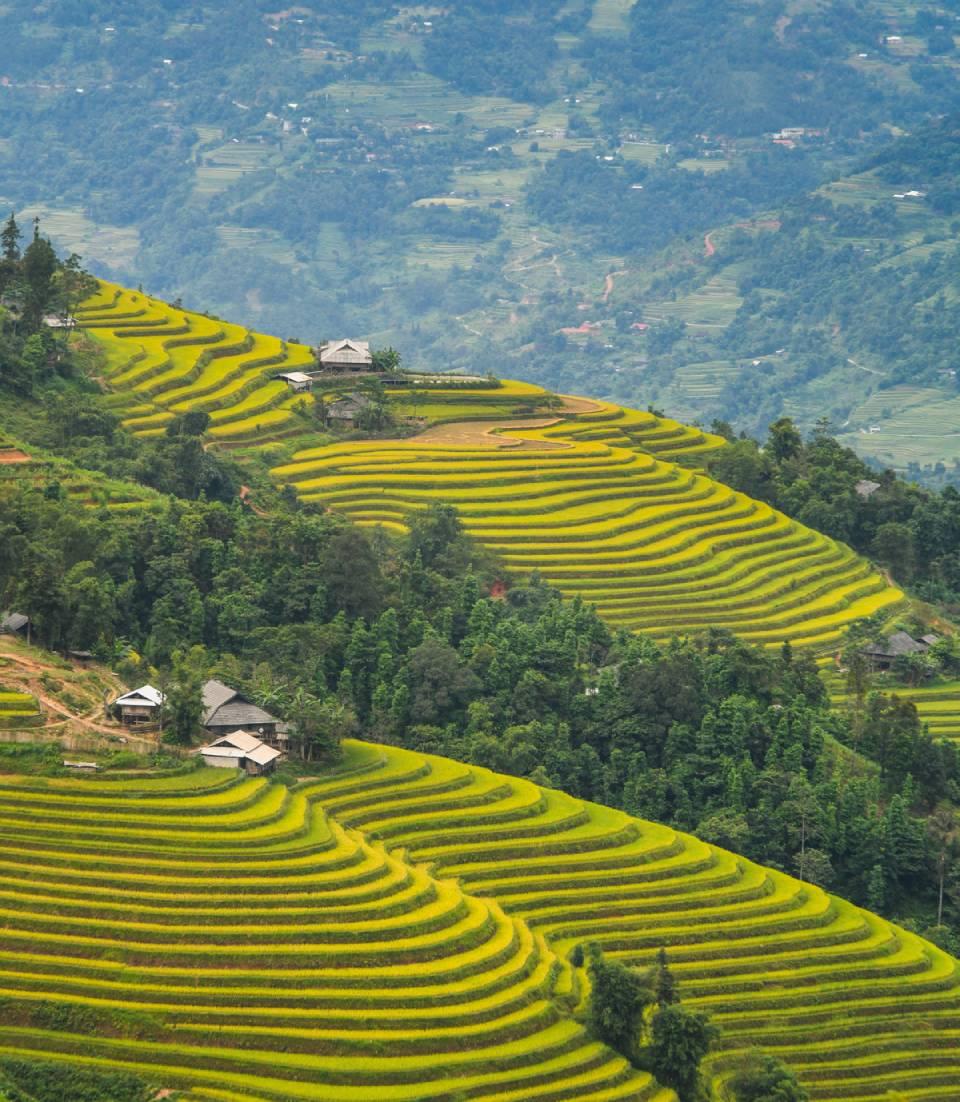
0 742 955 1101
78 283 903 652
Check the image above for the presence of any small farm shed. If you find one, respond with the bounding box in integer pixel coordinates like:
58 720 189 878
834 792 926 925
111 684 165 725
327 393 372 425
199 731 282 775
277 371 314 393
202 679 281 741
318 339 373 373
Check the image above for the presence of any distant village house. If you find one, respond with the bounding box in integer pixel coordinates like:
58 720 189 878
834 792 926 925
318 339 373 373
202 679 287 747
326 392 372 426
277 371 314 393
111 684 165 725
0 611 29 638
855 479 881 499
861 630 940 672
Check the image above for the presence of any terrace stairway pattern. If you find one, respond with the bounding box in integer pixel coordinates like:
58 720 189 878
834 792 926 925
1 742 958 1101
271 412 902 650
74 283 317 443
0 757 665 1102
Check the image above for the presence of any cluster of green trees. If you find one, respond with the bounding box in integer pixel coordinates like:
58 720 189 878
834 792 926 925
423 1 568 103
708 417 960 609
0 213 95 393
713 192 960 399
525 146 820 258
585 947 807 1102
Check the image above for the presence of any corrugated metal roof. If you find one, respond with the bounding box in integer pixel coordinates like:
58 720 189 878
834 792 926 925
247 743 282 765
319 339 372 365
200 731 283 768
113 684 165 707
0 611 28 633
202 679 237 724
206 701 278 729
210 730 263 752
863 631 928 658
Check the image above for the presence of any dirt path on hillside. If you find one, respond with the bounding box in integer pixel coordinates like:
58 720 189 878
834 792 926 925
704 220 780 261
0 450 31 464
0 649 132 738
240 484 270 518
602 270 627 303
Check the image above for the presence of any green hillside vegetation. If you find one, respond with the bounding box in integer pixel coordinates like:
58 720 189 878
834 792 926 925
0 435 160 512
0 739 954 1101
3 481 954 921
704 415 960 741
569 116 960 480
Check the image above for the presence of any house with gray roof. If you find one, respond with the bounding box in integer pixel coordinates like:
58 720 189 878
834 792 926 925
326 392 372 425
202 679 282 742
318 339 373 373
0 612 29 638
861 630 939 671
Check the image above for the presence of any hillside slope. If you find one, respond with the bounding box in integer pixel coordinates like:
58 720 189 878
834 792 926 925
0 740 956 1101
611 117 960 478
0 753 666 1102
79 282 903 651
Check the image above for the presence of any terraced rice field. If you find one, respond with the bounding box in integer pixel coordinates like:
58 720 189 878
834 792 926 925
831 680 960 743
0 690 39 723
838 385 960 468
643 275 742 332
0 756 669 1102
75 282 317 443
272 405 902 649
80 282 904 649
6 740 958 1101
903 682 960 740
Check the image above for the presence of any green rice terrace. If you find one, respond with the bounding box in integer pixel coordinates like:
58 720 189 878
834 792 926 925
0 739 956 1101
78 283 904 653
0 437 158 512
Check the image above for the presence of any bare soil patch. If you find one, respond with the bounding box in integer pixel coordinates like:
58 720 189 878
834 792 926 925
0 449 31 464
413 418 567 449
